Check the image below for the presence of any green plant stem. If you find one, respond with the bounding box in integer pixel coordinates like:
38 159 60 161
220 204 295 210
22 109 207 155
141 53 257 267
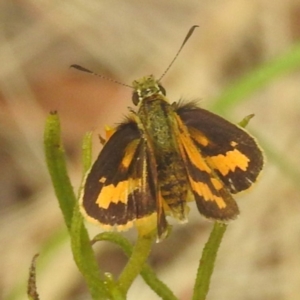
192 222 227 300
44 112 76 230
117 231 156 296
78 131 93 199
70 207 111 299
93 232 178 300
81 131 93 172
44 113 109 299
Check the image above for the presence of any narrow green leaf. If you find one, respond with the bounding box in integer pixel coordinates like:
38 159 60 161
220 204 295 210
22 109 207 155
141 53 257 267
238 114 254 127
44 112 76 230
78 131 93 199
82 131 93 174
117 231 156 296
192 223 227 300
70 207 110 299
44 113 109 299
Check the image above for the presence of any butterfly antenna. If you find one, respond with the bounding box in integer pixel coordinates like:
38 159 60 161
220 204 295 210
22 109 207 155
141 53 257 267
70 64 132 89
159 25 199 82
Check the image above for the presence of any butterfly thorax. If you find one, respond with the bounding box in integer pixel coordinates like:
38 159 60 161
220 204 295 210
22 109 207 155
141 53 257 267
134 89 189 221
132 75 175 150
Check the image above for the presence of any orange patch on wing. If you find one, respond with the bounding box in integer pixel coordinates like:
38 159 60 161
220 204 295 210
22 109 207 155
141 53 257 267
104 125 116 141
120 139 140 169
96 181 128 208
96 179 140 209
207 149 250 176
189 177 226 209
211 177 223 191
189 127 210 146
175 115 211 173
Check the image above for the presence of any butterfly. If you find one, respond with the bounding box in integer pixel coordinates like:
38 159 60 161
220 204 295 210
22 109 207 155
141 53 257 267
79 74 264 241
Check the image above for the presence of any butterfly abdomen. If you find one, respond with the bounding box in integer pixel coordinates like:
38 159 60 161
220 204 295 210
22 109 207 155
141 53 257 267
137 97 189 220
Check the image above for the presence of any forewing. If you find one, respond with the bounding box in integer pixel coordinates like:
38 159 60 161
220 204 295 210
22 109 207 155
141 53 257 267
174 114 239 221
80 120 156 231
176 102 264 194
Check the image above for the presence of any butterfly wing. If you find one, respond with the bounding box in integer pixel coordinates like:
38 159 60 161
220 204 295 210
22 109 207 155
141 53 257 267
80 120 157 231
176 102 264 194
174 112 239 221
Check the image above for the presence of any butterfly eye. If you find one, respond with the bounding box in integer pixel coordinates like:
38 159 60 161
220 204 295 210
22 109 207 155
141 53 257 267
132 92 140 106
159 84 166 95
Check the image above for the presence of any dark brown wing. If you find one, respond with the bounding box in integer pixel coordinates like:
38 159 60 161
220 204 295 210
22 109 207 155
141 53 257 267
174 113 239 221
80 120 157 231
176 101 264 194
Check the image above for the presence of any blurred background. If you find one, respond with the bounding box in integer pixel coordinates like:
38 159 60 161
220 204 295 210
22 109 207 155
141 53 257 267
1 1 300 299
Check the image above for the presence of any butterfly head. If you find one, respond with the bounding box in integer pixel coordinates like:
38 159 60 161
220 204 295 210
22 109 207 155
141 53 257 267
132 75 166 106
